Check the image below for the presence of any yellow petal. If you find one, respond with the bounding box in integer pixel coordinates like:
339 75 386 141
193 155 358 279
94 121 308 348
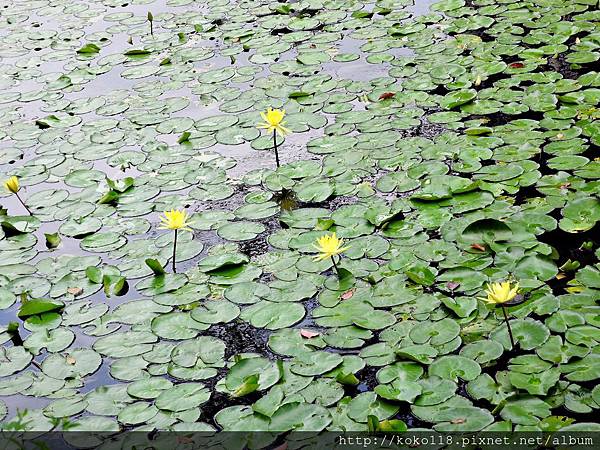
3 176 20 194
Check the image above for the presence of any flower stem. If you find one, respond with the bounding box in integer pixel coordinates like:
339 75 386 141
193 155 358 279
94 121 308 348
15 192 32 215
502 305 516 349
172 229 178 273
273 130 280 168
330 255 341 277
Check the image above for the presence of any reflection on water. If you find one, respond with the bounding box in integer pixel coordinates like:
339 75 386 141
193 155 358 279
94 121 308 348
274 188 298 211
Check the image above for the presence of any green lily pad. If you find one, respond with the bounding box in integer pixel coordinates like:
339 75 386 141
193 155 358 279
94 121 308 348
155 383 211 412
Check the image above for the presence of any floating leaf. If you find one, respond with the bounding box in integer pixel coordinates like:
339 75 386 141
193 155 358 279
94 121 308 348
44 232 61 249
145 258 166 276
76 43 100 54
18 298 64 319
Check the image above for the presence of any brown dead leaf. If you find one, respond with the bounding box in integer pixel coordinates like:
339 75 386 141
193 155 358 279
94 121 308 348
177 436 194 444
67 287 83 296
300 329 320 339
559 182 571 189
446 282 460 291
273 444 288 450
378 92 395 101
470 243 486 252
340 288 355 300
509 62 524 68
66 355 76 365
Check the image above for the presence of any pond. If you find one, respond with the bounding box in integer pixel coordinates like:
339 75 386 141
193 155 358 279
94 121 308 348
1 0 599 442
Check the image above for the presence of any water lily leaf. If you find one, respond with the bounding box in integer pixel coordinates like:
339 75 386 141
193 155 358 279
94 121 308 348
490 318 550 350
514 255 558 281
124 49 152 56
190 300 240 325
59 217 102 238
536 335 589 364
93 331 157 358
559 197 600 232
565 325 600 348
85 385 133 416
241 301 305 330
441 296 477 318
214 405 269 431
44 396 87 418
440 89 477 109
44 233 61 249
429 355 481 382
81 232 127 253
508 368 561 395
170 337 226 368
155 383 211 412
0 346 32 376
377 362 424 385
396 344 438 365
102 274 128 297
151 312 209 340
375 380 422 403
145 258 166 276
223 357 281 394
347 392 399 423
414 377 457 406
42 349 102 380
23 327 74 354
77 43 101 54
67 416 119 435
460 340 504 365
410 318 460 346
135 273 188 295
1 216 40 235
224 281 270 305
232 375 259 397
575 266 600 289
268 328 326 356
118 402 159 425
500 397 552 425
405 264 436 286
433 406 494 432
291 351 343 376
198 253 248 273
217 221 265 241
322 326 372 349
269 402 330 432
0 287 16 310
127 377 173 400
18 298 64 319
561 354 600 382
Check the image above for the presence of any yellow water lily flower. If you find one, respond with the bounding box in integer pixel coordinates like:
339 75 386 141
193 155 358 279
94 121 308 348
2 175 31 214
257 108 291 136
3 176 20 194
313 233 350 262
483 281 519 304
159 209 192 231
